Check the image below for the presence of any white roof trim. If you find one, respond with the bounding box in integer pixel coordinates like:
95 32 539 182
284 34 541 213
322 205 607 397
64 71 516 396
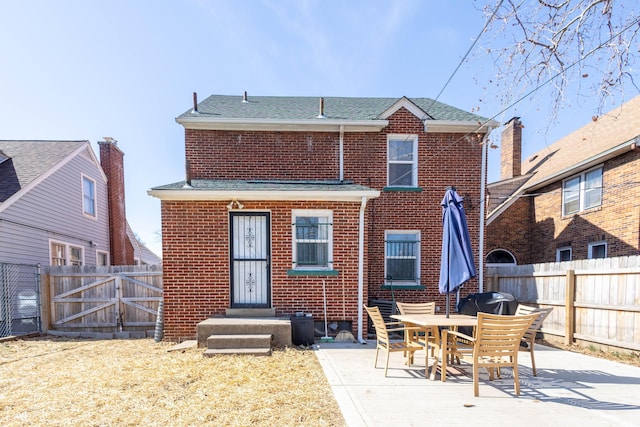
379 97 429 121
426 120 498 133
176 116 388 132
0 143 99 214
147 188 381 202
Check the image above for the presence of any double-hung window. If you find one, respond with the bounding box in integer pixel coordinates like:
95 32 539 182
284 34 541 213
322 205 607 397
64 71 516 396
50 241 84 266
387 134 418 187
385 231 420 285
292 210 333 270
562 167 603 215
82 175 97 217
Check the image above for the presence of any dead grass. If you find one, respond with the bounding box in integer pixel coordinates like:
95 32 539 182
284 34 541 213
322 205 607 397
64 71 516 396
0 336 346 427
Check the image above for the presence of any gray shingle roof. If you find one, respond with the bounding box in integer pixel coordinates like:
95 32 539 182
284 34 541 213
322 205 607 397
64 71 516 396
0 140 86 203
178 95 488 123
152 179 376 193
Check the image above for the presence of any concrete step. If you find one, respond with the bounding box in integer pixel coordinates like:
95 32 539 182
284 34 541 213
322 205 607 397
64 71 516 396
203 347 272 357
197 317 292 348
207 333 273 350
225 308 276 317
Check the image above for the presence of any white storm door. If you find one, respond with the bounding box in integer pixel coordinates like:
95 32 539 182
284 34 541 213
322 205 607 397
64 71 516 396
230 212 271 308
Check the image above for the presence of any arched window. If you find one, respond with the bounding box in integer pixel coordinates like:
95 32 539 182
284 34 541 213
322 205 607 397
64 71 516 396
486 249 516 266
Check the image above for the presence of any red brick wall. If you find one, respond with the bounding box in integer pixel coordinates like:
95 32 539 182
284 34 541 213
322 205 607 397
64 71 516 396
486 149 640 264
160 200 367 341
164 107 486 339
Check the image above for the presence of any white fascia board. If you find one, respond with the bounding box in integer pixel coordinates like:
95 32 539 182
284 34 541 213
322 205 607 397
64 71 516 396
0 143 91 214
525 141 636 192
379 97 428 121
176 116 388 132
426 120 499 133
148 188 381 202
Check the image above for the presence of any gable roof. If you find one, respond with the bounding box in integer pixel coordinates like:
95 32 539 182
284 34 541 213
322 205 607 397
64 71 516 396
126 222 162 265
176 94 496 133
0 140 96 208
487 95 640 223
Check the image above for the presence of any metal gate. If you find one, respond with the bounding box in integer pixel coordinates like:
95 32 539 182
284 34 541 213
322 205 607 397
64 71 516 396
0 262 41 338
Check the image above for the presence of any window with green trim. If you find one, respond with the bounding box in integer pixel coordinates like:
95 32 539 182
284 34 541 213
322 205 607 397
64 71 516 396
385 230 420 285
292 209 333 270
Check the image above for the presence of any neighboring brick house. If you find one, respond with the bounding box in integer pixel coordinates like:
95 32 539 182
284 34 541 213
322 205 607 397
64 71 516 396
486 95 640 265
149 94 494 342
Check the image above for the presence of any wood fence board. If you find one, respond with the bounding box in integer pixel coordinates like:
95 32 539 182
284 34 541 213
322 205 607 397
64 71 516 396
487 255 640 352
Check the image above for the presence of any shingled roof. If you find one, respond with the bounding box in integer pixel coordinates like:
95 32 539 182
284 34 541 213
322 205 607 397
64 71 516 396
487 95 640 222
0 140 87 203
177 94 491 124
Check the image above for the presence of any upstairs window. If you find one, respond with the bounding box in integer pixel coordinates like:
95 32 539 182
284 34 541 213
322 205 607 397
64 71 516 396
82 176 97 217
387 134 418 187
562 167 602 215
292 210 333 270
385 231 420 285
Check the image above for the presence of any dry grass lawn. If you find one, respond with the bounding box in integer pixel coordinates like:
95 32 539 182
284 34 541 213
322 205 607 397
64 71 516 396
0 336 346 426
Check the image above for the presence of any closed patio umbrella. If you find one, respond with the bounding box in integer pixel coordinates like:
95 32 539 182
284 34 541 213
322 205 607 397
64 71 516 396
438 187 476 317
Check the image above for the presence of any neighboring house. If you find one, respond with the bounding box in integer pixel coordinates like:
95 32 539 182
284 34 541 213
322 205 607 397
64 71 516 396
0 139 160 267
149 94 495 342
486 95 640 265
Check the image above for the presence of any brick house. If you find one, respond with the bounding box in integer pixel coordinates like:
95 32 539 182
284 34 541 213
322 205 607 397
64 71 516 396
149 94 494 342
486 95 640 265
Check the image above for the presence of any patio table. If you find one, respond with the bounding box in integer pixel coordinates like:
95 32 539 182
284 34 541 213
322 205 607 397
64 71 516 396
391 313 477 381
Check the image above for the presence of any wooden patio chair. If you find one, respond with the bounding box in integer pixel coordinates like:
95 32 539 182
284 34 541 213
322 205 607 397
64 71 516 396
444 312 537 396
515 304 553 376
364 305 423 377
395 301 439 356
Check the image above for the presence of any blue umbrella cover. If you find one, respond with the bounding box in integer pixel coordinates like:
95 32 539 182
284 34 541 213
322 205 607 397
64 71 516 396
438 188 476 316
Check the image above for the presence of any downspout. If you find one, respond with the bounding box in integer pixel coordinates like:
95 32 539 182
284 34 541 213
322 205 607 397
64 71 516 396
339 125 344 181
478 127 494 293
357 196 368 343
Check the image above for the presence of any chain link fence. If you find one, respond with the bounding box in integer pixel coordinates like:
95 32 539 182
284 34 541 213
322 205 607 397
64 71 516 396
0 262 41 338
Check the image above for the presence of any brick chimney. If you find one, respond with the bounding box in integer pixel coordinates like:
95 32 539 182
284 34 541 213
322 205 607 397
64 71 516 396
500 117 523 179
98 138 134 265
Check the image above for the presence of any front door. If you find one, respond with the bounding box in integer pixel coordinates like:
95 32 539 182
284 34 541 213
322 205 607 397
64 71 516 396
230 212 271 308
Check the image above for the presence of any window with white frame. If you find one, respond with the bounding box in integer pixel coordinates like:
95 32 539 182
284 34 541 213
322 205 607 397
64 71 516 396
588 241 607 259
556 246 572 262
50 241 84 266
387 134 418 187
562 166 603 215
385 231 420 285
82 175 97 217
97 251 109 266
292 210 333 270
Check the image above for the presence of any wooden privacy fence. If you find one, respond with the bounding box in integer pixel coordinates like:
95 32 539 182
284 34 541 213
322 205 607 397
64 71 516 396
486 255 640 352
44 265 162 335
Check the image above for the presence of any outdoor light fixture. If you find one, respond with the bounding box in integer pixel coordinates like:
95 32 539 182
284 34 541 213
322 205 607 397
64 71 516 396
227 199 244 210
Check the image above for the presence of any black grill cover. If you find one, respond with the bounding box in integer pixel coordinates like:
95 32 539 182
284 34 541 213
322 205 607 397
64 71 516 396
456 292 518 335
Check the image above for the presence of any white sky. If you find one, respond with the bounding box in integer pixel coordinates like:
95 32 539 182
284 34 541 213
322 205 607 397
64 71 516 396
1 0 638 257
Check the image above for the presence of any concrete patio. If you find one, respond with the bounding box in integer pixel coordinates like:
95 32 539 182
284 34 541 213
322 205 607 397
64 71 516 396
314 341 640 427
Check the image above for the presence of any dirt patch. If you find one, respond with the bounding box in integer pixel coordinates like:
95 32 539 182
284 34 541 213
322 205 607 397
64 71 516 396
539 339 640 368
0 336 346 427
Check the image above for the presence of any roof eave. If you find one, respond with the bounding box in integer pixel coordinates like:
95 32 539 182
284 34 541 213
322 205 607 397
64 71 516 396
175 116 389 132
525 140 637 192
147 188 381 202
426 120 499 134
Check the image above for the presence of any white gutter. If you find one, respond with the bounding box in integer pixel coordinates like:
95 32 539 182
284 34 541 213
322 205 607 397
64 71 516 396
478 128 493 293
357 196 368 343
339 125 344 181
147 188 380 202
176 116 388 132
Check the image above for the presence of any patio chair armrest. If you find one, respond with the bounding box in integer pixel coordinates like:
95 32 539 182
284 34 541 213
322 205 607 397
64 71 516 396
446 329 475 343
